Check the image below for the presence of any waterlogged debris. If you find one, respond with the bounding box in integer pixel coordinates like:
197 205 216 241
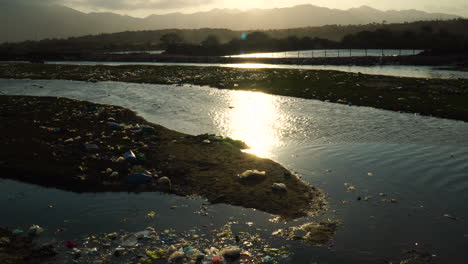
238 170 266 183
28 225 44 235
146 211 157 219
367 172 374 176
443 214 458 220
382 198 399 203
344 183 356 192
273 220 341 246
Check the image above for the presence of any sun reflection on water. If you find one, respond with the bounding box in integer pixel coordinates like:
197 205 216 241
223 91 281 158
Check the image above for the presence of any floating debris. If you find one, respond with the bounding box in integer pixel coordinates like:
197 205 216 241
273 220 341 246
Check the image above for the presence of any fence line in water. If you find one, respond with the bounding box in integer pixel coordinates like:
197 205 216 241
228 49 422 59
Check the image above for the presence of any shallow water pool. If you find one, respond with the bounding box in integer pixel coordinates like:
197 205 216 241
1 79 468 263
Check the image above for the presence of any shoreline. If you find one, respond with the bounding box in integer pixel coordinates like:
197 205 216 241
3 53 468 67
1 63 467 122
0 95 326 219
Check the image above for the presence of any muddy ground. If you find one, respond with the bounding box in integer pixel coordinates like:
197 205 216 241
1 63 467 122
0 95 326 219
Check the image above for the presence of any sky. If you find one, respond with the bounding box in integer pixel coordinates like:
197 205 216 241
3 0 468 17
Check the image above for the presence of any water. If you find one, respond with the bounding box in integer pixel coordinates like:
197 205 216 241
1 79 468 263
106 50 165 55
46 61 468 79
226 49 423 58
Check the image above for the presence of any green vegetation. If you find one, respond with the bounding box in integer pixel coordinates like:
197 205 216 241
1 63 467 122
1 19 468 60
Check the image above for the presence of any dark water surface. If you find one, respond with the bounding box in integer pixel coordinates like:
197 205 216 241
1 79 468 263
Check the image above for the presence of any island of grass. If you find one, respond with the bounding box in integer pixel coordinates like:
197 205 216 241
0 95 327 219
1 63 467 122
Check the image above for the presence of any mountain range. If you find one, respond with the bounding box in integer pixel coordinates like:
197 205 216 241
0 3 461 43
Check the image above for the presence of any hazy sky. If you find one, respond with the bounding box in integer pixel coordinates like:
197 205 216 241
5 0 468 17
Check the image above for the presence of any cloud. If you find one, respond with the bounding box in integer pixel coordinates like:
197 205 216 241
65 0 214 10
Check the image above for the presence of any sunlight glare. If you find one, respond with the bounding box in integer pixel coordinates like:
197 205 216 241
225 91 281 158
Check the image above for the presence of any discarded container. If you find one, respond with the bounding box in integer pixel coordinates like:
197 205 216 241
124 151 138 163
125 173 152 184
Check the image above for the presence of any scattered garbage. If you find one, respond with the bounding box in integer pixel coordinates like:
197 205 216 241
54 220 287 264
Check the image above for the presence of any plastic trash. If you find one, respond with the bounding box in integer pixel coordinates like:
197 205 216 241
146 249 158 259
28 225 44 235
12 229 24 235
125 173 152 184
263 255 272 263
124 151 138 163
121 234 138 247
211 255 223 264
66 241 78 249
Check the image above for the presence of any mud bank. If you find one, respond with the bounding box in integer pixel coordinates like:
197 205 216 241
1 63 467 122
0 95 326 219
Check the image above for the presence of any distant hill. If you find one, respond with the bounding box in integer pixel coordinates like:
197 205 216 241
0 2 461 43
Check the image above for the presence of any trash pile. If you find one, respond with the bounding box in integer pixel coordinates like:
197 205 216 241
62 222 289 264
